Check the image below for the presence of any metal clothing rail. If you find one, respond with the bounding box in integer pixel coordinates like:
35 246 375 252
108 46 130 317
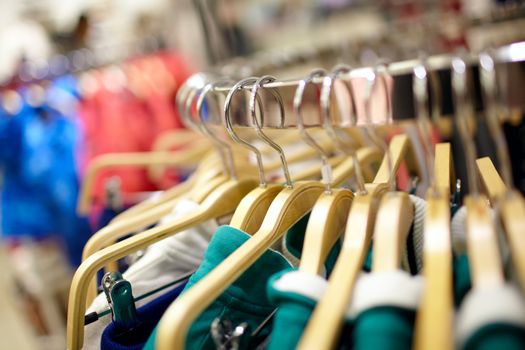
201 41 525 128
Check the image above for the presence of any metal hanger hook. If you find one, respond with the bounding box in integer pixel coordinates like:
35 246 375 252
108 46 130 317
223 77 268 187
479 52 514 194
294 68 335 193
451 56 480 197
413 59 438 196
196 81 237 179
321 65 367 193
364 63 395 192
249 75 294 188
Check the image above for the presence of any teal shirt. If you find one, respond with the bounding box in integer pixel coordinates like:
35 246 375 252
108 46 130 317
463 323 525 350
352 306 416 350
266 270 324 350
144 225 293 350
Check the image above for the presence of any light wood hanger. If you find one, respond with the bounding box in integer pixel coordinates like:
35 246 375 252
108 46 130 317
225 77 285 234
474 52 525 292
155 76 329 350
80 88 257 303
66 79 265 349
66 177 258 349
476 157 525 284
412 61 454 350
297 65 419 350
110 151 233 223
476 157 507 200
76 147 209 215
298 68 356 275
451 57 504 290
368 64 417 274
146 129 208 184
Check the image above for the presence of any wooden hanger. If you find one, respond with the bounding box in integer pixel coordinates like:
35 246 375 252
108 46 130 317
80 88 256 303
224 77 285 234
76 147 209 215
298 68 356 275
66 79 266 349
451 57 503 290
473 52 525 292
66 177 258 349
297 64 419 349
476 157 525 286
154 76 328 350
412 59 455 350
297 133 416 349
414 143 454 350
146 129 208 184
476 157 507 201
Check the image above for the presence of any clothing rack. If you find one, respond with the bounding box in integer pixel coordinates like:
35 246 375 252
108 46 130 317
203 41 525 128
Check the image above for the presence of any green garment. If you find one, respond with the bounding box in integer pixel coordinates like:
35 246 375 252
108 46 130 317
144 225 292 350
453 253 472 307
266 270 321 350
352 306 415 350
463 323 525 350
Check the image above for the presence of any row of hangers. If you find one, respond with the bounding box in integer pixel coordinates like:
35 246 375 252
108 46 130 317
66 47 525 350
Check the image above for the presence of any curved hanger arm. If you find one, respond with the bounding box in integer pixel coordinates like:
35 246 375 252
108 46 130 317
77 148 208 215
66 179 258 350
476 156 525 293
413 142 454 350
156 182 325 350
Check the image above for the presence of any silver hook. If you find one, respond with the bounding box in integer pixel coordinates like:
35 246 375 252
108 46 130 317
177 73 210 131
413 59 438 196
197 81 237 180
294 68 334 193
321 65 367 194
451 57 479 197
223 77 268 187
364 64 395 192
249 75 294 188
479 52 513 195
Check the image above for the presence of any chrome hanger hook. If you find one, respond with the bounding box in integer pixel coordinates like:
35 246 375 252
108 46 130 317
224 77 268 187
321 65 366 194
250 75 294 188
364 63 395 192
452 56 479 197
196 81 237 180
294 68 334 193
479 52 514 195
413 58 438 196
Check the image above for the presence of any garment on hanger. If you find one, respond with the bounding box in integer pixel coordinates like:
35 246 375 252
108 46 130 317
84 198 218 349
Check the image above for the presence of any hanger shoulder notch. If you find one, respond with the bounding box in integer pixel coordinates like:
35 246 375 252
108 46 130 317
229 184 283 234
300 188 354 275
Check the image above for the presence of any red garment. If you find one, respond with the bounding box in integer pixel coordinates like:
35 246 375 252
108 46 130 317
77 52 193 210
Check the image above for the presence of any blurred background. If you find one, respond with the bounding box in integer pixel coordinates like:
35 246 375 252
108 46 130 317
0 0 524 348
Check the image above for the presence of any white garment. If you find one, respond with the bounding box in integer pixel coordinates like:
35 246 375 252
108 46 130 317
270 269 423 320
456 284 525 348
83 198 218 349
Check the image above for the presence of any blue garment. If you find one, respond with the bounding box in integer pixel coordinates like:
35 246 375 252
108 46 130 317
0 78 91 266
101 281 188 350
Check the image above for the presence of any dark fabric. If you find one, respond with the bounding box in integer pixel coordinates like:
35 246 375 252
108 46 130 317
463 322 525 350
100 281 187 350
